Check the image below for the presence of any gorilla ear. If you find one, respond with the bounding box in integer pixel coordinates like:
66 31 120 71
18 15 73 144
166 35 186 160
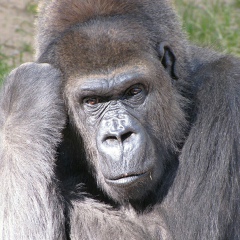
157 42 179 80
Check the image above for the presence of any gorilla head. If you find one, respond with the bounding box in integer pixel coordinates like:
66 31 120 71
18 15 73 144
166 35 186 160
2 1 239 239
62 23 187 202
37 0 188 203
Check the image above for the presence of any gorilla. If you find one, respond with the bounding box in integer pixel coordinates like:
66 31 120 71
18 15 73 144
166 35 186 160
0 0 240 239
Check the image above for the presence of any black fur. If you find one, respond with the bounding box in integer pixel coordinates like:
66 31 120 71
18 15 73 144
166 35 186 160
0 63 66 239
0 1 240 240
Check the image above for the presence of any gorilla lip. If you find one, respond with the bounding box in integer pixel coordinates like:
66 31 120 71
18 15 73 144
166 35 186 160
105 172 148 187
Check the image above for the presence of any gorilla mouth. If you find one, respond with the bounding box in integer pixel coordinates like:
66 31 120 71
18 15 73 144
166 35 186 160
105 172 148 187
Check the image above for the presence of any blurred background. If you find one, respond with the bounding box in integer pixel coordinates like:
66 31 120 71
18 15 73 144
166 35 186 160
0 0 240 81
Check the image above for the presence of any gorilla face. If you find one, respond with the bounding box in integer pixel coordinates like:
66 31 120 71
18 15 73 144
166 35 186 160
89 73 163 201
65 55 184 202
61 21 186 202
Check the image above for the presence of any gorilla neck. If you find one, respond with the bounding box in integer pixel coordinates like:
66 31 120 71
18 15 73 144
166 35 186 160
57 157 178 212
57 125 179 211
98 156 178 212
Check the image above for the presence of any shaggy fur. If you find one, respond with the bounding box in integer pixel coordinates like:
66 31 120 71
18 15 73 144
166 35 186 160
0 1 240 240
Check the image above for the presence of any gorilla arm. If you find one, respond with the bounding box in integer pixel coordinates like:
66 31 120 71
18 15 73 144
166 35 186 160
0 63 66 240
166 54 240 239
0 63 169 240
69 198 170 240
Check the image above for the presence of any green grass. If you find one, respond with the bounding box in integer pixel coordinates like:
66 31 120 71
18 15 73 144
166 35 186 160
174 0 240 56
0 1 36 83
25 2 38 14
0 0 240 82
0 49 12 83
0 61 11 83
0 43 34 83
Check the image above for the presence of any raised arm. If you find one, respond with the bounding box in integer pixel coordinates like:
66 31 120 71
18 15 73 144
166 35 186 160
0 63 66 240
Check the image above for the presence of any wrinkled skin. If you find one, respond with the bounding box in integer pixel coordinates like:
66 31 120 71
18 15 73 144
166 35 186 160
0 0 240 240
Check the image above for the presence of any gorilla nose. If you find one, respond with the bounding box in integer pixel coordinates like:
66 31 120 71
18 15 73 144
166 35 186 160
103 130 134 145
97 115 146 163
99 114 136 145
97 114 143 161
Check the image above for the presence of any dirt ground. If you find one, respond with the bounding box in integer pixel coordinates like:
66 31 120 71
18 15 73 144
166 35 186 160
0 0 36 64
0 0 235 65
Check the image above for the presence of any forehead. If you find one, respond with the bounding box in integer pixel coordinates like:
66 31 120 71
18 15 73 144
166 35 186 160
55 18 155 75
66 60 156 87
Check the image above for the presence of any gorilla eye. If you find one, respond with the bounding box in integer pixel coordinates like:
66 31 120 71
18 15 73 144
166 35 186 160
127 86 143 96
83 97 100 105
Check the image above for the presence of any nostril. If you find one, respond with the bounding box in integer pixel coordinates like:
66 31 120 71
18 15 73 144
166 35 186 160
103 132 134 144
104 135 118 144
121 132 133 142
107 136 118 141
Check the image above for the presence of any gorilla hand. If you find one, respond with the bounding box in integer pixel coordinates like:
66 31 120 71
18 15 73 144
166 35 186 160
0 63 66 240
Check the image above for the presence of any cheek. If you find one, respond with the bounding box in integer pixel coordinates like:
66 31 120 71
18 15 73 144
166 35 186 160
144 86 183 142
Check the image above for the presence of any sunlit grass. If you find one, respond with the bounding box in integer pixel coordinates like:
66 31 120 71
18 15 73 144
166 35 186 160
174 0 240 56
0 49 11 82
0 43 34 83
0 0 240 82
26 2 38 14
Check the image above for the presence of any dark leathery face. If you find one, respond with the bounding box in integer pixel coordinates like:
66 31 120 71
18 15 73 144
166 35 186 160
65 60 167 201
63 21 186 202
97 107 157 182
96 104 163 201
